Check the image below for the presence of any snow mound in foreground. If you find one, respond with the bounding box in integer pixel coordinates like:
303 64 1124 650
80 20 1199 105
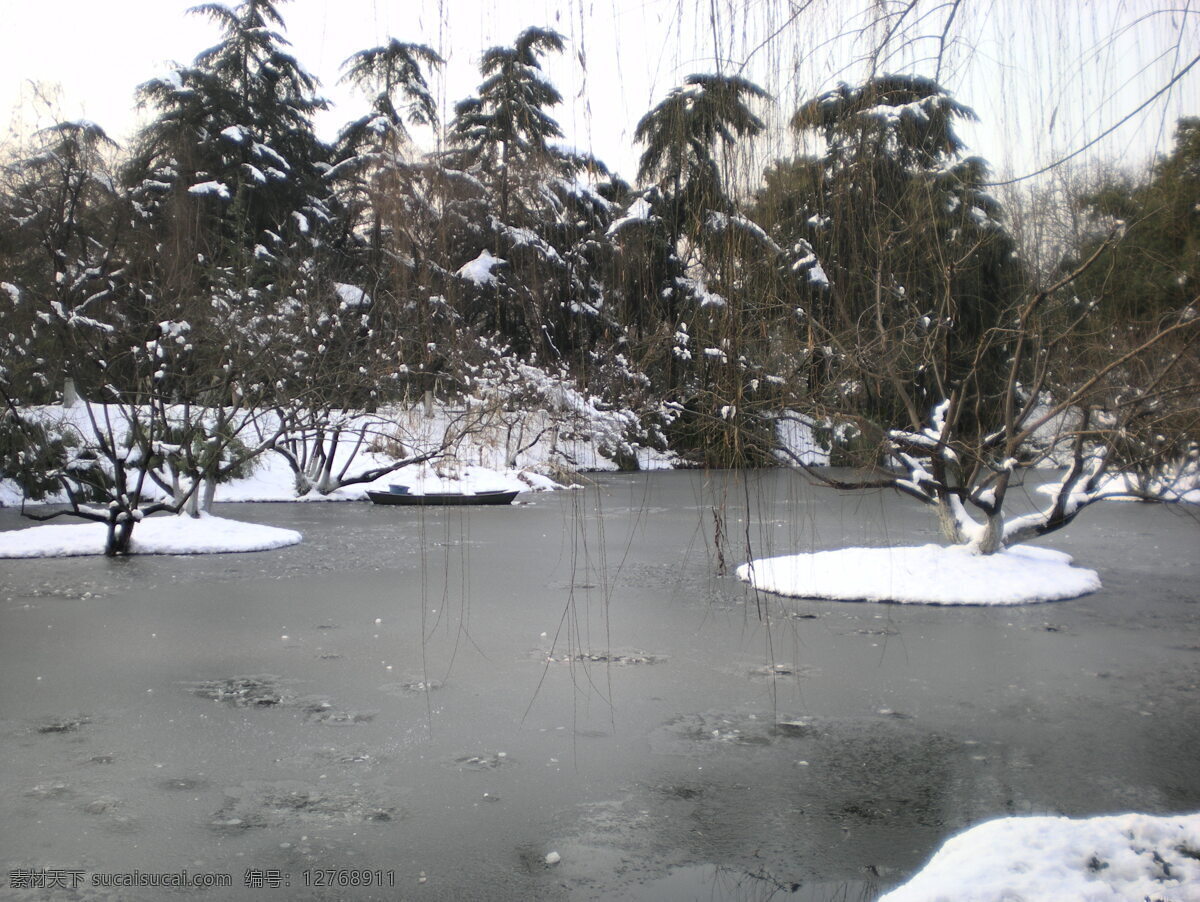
736 543 1100 605
879 811 1200 902
0 514 302 558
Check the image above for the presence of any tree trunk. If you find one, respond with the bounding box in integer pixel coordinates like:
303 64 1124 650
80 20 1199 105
935 497 963 544
201 475 218 513
974 512 1005 555
938 495 1005 554
105 516 135 556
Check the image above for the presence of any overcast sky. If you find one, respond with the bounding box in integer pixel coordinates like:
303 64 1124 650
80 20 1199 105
2 0 1196 184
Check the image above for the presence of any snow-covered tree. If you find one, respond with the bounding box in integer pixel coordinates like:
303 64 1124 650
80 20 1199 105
440 27 626 364
634 73 769 244
448 26 566 224
612 73 793 464
0 121 123 402
130 0 331 258
756 75 1020 440
332 39 443 269
763 80 1198 553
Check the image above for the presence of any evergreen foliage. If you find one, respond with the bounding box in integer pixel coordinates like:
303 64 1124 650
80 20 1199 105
757 75 1023 444
1069 118 1200 324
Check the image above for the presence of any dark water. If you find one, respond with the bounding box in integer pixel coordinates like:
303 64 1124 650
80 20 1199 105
1 470 1197 900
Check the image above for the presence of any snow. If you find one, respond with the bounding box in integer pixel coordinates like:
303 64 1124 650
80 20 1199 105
0 513 301 558
0 351 680 561
879 812 1200 902
158 69 185 91
605 197 654 236
861 98 932 125
736 543 1100 605
774 411 829 466
333 281 371 311
705 210 783 255
210 453 552 503
251 142 289 171
390 463 548 496
187 180 230 200
1069 464 1200 504
456 249 505 286
499 222 563 264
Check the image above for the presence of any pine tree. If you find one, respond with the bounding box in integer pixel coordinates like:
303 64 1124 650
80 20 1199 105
634 73 769 244
125 0 346 415
448 27 566 224
333 40 443 267
129 0 332 275
443 27 622 361
612 73 783 464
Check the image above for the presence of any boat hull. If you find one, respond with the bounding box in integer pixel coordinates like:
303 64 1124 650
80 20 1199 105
367 489 520 507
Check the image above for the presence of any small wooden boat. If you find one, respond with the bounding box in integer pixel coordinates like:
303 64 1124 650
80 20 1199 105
367 488 520 506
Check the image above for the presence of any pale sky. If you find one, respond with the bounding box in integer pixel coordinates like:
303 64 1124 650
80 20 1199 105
2 0 1196 185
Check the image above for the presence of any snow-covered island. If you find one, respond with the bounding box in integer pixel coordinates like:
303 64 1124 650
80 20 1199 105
0 511 304 558
736 543 1101 606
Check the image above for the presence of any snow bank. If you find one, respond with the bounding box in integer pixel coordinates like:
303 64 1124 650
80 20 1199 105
1 385 669 511
736 543 1100 605
0 513 301 558
880 811 1200 902
386 462 556 496
774 410 829 466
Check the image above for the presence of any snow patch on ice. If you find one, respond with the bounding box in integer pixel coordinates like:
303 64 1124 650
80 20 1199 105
737 543 1100 605
0 513 301 558
879 811 1200 902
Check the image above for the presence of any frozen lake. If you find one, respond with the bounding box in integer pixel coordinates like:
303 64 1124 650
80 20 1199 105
1 470 1198 900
